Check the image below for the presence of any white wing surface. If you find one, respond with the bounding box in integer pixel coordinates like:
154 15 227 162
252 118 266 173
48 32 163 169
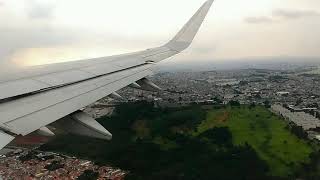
0 0 214 149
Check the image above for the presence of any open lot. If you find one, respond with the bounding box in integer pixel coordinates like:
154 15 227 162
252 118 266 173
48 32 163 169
196 106 313 176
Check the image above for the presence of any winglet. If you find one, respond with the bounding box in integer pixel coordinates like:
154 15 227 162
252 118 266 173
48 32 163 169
165 0 214 52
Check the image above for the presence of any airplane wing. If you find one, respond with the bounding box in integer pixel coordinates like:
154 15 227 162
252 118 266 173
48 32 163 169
0 0 214 149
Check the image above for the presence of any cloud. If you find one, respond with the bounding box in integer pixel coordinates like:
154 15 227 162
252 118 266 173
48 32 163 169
0 24 165 67
0 27 80 67
0 0 319 68
27 0 56 19
273 9 320 19
245 16 273 24
245 9 320 24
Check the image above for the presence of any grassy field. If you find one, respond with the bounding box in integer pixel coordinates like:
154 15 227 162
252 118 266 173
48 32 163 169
196 106 313 177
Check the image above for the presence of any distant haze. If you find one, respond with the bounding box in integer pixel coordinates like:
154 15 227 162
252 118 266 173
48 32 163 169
156 57 320 72
0 0 319 68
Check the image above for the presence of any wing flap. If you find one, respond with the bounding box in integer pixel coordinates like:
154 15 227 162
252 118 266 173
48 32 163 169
0 131 14 150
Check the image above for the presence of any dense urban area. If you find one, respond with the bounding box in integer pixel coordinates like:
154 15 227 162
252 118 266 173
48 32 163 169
0 147 126 179
1 65 320 179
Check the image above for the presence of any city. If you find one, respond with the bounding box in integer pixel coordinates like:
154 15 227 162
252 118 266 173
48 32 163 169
0 147 126 179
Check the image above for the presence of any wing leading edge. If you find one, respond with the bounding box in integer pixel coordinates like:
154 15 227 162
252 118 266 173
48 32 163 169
0 0 214 149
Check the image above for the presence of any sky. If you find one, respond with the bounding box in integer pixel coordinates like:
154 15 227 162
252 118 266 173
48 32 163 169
0 0 319 68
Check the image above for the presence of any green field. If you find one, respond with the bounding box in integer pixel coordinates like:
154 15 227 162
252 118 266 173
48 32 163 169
41 102 317 179
195 106 312 177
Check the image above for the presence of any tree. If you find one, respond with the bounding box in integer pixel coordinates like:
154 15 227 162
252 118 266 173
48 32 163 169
45 161 64 171
249 102 256 109
264 100 271 108
77 170 99 180
213 96 223 104
229 100 240 107
199 127 233 146
295 98 303 106
290 125 308 139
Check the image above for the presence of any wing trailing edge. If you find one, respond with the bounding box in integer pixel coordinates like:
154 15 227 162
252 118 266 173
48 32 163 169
0 131 14 150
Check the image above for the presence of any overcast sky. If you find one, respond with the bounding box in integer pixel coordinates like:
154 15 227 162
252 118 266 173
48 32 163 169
0 0 319 68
